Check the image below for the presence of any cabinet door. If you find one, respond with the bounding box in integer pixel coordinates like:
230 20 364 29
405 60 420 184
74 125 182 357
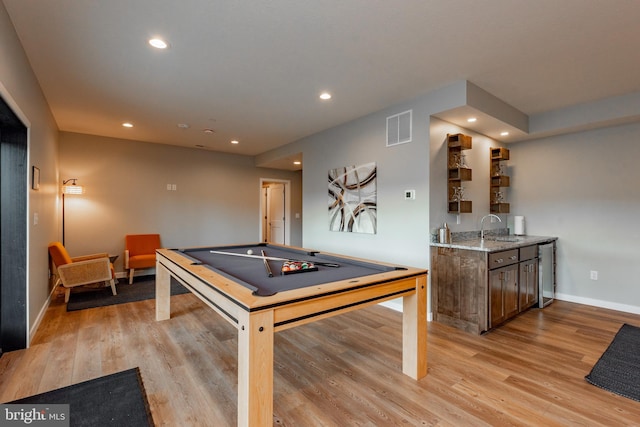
489 268 503 327
503 264 519 319
489 264 518 328
435 251 461 318
519 258 539 310
432 248 488 334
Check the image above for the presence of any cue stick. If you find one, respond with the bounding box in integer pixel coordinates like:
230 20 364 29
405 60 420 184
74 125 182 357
261 250 274 277
209 250 340 267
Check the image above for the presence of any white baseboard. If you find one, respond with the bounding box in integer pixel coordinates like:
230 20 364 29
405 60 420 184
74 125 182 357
115 268 155 280
378 299 434 321
30 286 57 347
555 293 640 315
379 299 403 312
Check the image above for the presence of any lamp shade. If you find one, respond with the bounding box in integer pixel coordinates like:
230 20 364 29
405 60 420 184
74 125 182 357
62 181 85 195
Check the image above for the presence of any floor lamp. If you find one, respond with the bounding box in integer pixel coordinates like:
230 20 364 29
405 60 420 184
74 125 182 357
62 179 85 246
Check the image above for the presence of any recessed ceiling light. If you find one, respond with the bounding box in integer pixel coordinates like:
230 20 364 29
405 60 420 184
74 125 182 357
293 161 301 165
177 123 190 129
122 122 133 128
149 38 168 49
319 92 332 100
231 140 239 145
500 131 509 136
467 117 477 123
203 128 215 134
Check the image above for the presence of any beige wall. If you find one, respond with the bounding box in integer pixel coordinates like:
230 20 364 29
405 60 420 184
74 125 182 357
59 132 302 276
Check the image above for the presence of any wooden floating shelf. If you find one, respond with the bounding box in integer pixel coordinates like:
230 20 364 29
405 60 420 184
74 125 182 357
491 147 510 160
491 175 510 187
449 200 472 214
449 168 472 181
490 203 510 214
447 133 472 150
490 146 510 214
447 133 473 214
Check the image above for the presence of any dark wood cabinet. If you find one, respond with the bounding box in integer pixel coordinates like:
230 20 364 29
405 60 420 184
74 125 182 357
432 244 542 334
488 249 519 328
431 247 487 334
519 259 538 310
489 263 519 328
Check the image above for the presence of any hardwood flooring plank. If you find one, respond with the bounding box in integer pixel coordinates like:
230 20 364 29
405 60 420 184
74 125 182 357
1 296 639 426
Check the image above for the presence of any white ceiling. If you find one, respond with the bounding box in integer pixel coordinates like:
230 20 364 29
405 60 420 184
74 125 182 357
4 0 640 170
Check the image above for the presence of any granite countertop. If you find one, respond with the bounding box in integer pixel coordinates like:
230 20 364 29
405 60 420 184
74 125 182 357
430 235 557 252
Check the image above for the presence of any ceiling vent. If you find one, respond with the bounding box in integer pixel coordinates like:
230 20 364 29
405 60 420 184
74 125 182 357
386 110 412 147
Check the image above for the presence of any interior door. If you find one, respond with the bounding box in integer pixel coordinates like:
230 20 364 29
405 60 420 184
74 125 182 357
0 95 28 352
267 183 285 244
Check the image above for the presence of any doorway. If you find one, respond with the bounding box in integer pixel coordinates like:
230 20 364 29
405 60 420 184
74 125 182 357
260 179 290 245
0 93 28 353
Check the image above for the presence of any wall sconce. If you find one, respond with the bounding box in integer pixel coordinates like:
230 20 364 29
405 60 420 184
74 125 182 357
62 179 85 246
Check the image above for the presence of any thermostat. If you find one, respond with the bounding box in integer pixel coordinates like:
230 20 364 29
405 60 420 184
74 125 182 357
404 189 416 200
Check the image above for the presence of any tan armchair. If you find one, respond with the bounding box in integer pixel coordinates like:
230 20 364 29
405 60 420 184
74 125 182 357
125 234 161 284
48 242 117 303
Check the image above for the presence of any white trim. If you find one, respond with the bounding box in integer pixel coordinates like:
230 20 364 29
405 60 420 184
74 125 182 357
555 293 640 315
1 81 32 349
378 298 434 321
30 286 57 342
379 298 403 312
258 178 291 245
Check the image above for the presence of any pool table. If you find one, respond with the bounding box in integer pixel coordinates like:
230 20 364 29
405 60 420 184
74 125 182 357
155 243 428 427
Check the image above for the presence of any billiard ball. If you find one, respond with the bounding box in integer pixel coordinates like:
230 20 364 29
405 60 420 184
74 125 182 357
247 249 253 255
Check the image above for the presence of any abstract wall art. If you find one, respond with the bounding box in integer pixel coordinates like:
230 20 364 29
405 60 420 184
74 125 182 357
328 162 377 234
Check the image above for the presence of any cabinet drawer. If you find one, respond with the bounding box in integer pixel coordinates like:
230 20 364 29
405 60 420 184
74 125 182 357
520 245 538 261
489 249 519 269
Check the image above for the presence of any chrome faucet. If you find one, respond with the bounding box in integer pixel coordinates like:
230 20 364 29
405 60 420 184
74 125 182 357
481 214 502 240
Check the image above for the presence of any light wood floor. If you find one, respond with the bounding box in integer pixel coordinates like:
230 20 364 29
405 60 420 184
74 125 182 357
1 289 639 426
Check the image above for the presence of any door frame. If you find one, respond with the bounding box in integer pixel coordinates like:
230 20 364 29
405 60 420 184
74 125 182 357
0 82 30 352
259 178 291 245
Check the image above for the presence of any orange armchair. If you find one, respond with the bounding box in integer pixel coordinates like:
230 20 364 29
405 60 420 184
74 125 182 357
125 234 161 284
48 242 117 303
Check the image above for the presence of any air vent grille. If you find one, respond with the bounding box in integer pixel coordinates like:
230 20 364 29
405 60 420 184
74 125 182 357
386 110 412 147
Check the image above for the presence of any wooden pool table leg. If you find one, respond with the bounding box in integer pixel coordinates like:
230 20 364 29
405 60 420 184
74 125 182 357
155 261 171 321
402 274 428 379
237 309 274 427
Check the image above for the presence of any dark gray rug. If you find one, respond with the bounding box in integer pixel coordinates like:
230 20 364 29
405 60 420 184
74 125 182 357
8 368 154 426
67 275 189 311
585 323 640 402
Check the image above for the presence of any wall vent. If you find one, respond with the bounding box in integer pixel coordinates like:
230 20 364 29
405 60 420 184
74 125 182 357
386 110 412 147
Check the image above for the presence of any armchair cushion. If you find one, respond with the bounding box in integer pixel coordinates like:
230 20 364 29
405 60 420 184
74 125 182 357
128 254 156 269
125 234 161 284
49 241 73 266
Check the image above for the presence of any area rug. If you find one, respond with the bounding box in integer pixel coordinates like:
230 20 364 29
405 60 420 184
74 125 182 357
585 323 640 402
8 368 154 426
67 275 189 311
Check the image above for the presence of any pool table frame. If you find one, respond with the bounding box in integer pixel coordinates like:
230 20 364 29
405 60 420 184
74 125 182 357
155 244 428 427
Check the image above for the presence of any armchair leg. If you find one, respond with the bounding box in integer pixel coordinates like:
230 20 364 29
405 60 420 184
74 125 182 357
109 279 117 296
64 287 71 303
129 269 135 284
